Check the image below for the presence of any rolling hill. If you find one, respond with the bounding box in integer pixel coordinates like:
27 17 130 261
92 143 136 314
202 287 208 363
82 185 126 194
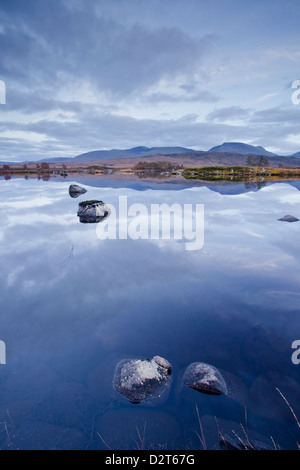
38 143 278 164
4 142 300 166
208 142 276 157
71 146 195 162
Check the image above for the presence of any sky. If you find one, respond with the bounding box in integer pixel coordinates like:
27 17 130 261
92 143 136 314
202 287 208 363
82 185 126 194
0 0 300 162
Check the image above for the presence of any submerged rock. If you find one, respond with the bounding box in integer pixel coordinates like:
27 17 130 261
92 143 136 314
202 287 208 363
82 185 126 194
278 215 299 223
113 357 172 405
69 184 87 198
77 200 111 224
182 362 228 396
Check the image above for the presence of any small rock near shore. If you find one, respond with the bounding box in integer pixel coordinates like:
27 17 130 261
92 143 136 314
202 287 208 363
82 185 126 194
69 184 87 198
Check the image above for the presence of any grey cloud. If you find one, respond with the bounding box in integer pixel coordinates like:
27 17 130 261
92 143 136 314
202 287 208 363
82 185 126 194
0 111 262 157
0 1 213 97
144 90 219 104
250 106 300 124
207 106 252 122
1 0 299 160
5 89 85 114
2 101 300 162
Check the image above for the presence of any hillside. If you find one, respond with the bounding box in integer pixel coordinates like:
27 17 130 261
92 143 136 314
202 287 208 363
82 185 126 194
40 146 195 164
37 142 279 164
39 151 300 169
3 143 300 167
208 142 276 157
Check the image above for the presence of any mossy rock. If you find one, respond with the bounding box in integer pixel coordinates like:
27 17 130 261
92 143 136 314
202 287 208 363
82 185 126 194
78 200 103 207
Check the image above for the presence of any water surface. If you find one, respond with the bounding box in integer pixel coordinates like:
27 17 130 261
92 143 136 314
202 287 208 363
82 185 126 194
0 177 299 450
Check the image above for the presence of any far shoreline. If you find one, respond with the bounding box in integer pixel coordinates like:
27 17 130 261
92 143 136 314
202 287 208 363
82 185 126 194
2 152 300 185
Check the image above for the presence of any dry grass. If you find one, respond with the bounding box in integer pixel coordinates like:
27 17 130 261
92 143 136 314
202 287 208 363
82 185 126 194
95 387 300 451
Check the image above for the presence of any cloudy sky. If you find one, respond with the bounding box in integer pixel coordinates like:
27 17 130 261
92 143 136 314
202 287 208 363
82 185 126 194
0 0 300 162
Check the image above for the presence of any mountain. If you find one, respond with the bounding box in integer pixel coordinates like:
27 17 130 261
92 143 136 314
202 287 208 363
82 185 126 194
34 146 195 164
7 143 297 165
71 146 195 162
208 142 276 157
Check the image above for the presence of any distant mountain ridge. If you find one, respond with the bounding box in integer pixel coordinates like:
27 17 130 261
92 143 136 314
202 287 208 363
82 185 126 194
39 143 280 164
2 143 300 165
72 146 195 162
40 146 195 163
208 142 277 157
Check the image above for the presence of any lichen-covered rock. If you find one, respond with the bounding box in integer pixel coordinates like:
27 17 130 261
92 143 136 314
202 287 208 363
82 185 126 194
69 184 87 198
77 200 110 224
113 357 172 405
182 362 228 396
278 215 299 222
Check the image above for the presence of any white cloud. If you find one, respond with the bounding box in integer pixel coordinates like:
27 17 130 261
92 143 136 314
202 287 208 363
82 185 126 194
256 92 280 103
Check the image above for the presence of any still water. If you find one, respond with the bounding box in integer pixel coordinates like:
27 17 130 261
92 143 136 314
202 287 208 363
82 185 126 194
0 176 299 450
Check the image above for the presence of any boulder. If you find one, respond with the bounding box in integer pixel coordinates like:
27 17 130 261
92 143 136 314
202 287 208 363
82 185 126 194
113 357 172 405
278 215 299 222
182 362 228 396
77 200 111 224
69 184 87 198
